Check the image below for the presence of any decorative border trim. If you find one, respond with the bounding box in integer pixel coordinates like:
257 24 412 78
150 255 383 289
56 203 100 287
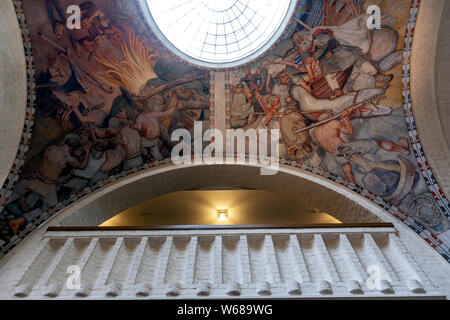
225 72 231 129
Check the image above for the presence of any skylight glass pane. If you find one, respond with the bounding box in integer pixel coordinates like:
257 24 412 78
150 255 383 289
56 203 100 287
146 0 292 64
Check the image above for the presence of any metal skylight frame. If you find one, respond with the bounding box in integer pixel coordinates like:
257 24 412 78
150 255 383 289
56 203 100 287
139 0 298 69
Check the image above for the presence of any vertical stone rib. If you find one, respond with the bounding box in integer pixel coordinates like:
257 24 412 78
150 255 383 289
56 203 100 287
184 236 197 284
364 234 398 283
156 236 173 285
238 235 251 284
78 238 98 273
388 234 432 286
339 234 367 282
288 235 310 282
126 237 148 286
213 236 222 285
264 235 281 284
95 237 123 286
36 238 73 288
313 234 340 283
16 238 50 286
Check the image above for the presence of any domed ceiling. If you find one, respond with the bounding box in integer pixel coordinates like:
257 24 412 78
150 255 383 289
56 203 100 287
0 0 449 262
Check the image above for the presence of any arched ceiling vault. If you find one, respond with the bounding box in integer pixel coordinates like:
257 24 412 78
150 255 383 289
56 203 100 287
0 0 449 263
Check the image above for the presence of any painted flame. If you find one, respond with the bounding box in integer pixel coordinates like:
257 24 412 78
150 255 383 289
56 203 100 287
93 30 159 95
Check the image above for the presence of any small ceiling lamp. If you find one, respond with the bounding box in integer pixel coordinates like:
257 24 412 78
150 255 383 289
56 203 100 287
217 209 228 221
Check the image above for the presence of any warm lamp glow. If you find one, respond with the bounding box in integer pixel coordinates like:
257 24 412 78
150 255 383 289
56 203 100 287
217 209 228 221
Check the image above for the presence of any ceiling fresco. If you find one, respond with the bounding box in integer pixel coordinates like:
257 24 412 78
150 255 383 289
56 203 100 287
225 0 450 242
0 0 449 262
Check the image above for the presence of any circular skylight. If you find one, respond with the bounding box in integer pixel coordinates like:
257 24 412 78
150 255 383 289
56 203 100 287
144 0 296 68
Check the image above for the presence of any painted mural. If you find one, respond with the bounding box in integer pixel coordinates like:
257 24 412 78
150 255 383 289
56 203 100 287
0 0 210 245
0 0 449 261
226 0 449 236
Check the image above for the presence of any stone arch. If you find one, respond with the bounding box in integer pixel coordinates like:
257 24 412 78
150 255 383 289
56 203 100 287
51 163 389 227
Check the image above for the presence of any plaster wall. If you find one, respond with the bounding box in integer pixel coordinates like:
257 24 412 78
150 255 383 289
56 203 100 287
0 0 27 187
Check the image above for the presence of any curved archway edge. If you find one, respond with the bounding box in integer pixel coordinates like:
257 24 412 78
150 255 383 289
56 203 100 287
26 162 446 265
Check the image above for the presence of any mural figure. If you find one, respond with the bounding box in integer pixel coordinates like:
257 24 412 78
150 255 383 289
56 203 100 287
6 136 82 232
72 1 124 57
133 108 165 161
